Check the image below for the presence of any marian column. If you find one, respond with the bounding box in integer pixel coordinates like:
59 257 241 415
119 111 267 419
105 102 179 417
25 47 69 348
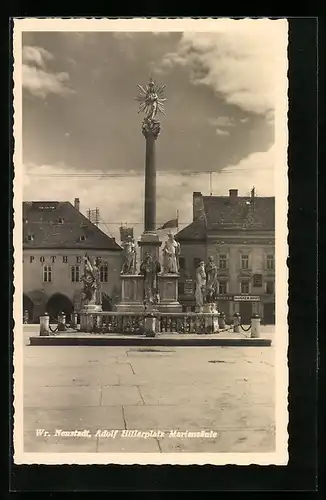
117 79 181 313
136 78 166 262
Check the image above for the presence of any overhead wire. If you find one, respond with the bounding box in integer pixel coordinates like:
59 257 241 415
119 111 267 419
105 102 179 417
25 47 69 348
25 167 271 178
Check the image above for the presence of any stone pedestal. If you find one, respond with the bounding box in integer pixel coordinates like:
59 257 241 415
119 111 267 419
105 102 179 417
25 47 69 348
80 303 102 332
158 273 182 312
116 275 145 313
117 273 182 313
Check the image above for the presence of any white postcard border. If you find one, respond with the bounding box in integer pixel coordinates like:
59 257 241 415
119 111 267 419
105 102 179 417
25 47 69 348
12 17 289 466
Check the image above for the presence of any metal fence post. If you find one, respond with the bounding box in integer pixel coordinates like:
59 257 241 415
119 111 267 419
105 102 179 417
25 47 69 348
40 313 50 336
218 312 226 330
70 312 78 329
233 312 241 333
144 312 157 337
251 313 261 338
57 312 66 332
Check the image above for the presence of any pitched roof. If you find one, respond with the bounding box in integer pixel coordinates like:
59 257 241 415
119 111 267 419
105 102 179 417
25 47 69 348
176 195 275 241
23 201 122 250
202 195 275 231
175 216 206 241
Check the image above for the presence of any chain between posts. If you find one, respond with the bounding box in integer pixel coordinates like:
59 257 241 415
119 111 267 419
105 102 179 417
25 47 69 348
240 323 252 332
48 317 59 333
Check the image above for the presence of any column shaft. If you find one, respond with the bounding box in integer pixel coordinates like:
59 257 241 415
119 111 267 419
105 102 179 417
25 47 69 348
144 135 156 232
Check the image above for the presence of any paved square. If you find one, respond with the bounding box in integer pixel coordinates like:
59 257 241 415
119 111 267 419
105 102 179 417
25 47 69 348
21 327 275 453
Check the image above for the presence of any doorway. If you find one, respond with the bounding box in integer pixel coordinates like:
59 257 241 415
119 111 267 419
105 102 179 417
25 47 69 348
239 301 253 325
263 303 275 324
217 301 230 322
46 293 74 322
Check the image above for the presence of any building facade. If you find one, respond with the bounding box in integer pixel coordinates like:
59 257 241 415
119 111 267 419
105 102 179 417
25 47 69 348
23 199 123 322
176 190 275 324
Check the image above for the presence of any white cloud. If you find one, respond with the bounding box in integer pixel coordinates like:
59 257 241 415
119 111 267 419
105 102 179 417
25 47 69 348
208 116 236 136
209 116 235 128
23 147 274 243
22 46 53 68
22 45 74 98
215 128 230 137
219 145 275 196
157 20 288 116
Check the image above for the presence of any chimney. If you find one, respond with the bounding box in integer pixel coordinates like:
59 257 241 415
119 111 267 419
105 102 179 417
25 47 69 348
250 186 255 210
229 189 238 204
74 198 80 211
193 192 204 221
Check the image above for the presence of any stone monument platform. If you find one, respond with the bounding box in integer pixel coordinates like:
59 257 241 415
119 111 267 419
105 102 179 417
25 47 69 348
117 273 182 313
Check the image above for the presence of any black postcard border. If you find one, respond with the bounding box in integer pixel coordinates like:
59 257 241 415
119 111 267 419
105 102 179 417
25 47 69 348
5 15 320 494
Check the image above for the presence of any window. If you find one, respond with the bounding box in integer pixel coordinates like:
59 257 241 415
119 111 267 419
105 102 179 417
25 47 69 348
218 254 227 269
27 234 34 242
265 281 275 294
218 281 227 295
43 265 52 283
240 281 250 294
253 273 263 287
179 257 185 270
58 217 64 224
100 265 108 283
71 265 80 282
266 254 274 270
241 254 249 269
80 235 86 242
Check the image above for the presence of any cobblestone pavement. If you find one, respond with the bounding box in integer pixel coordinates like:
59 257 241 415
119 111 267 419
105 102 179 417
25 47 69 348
21 327 275 453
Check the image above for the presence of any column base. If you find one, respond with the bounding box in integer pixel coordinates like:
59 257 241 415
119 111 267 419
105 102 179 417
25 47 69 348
138 231 162 262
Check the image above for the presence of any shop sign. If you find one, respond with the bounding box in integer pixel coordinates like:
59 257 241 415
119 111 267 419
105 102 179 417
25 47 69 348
234 295 260 302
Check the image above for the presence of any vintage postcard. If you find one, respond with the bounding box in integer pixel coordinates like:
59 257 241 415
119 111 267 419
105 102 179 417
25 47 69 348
13 18 289 465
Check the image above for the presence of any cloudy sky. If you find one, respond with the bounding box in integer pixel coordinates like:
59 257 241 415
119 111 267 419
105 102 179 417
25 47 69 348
20 19 288 241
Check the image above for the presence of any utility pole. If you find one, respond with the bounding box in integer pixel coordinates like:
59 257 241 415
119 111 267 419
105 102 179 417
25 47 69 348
209 172 213 196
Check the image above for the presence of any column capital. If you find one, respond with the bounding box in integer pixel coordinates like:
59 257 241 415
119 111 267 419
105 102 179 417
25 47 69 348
142 117 161 139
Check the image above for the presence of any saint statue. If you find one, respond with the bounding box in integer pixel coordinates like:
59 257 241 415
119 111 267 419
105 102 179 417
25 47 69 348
93 257 102 305
205 256 218 303
162 232 181 274
80 254 101 306
195 261 206 309
136 77 167 121
139 252 161 306
121 236 137 274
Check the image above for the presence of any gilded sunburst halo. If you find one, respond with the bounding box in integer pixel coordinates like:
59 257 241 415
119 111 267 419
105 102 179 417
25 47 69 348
135 77 167 118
